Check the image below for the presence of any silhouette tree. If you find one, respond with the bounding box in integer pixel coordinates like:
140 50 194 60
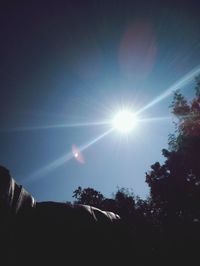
145 75 200 262
73 186 137 217
72 186 105 208
146 75 200 221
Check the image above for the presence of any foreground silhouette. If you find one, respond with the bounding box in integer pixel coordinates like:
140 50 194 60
2 165 199 266
0 166 133 266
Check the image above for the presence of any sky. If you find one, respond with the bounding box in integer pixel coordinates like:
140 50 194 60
1 0 200 202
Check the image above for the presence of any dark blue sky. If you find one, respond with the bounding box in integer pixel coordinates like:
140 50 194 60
1 1 200 202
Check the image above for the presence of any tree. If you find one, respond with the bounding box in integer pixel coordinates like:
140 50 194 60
72 186 105 208
146 75 200 221
145 75 200 262
72 186 136 217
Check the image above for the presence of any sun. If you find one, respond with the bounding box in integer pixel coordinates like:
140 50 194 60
112 110 138 133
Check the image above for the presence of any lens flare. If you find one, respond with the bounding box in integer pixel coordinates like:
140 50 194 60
72 144 85 164
22 128 113 184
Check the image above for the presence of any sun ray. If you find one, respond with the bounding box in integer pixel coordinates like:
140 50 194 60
0 120 111 133
138 116 172 123
22 128 113 184
136 65 200 115
79 128 114 151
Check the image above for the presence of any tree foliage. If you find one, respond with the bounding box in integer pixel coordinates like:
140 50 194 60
146 75 200 224
72 186 136 216
72 186 105 208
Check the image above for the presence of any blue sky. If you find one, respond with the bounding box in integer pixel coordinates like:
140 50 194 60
0 1 200 202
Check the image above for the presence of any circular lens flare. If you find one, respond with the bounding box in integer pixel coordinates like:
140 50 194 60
112 110 137 133
72 144 85 164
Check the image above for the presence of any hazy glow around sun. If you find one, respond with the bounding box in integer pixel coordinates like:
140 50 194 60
112 110 138 133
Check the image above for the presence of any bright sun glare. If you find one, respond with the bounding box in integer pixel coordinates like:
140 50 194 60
112 110 138 133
